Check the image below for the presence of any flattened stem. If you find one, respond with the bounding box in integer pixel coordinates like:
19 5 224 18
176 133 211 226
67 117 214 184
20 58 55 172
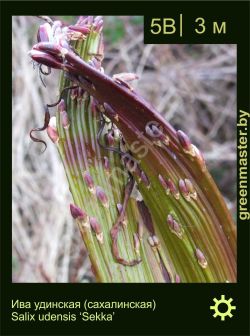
63 53 236 256
31 20 236 281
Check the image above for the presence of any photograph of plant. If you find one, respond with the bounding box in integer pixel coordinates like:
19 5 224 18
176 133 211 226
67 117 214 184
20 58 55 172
12 16 236 283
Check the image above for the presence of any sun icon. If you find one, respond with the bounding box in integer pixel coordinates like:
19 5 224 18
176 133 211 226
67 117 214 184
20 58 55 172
210 295 236 321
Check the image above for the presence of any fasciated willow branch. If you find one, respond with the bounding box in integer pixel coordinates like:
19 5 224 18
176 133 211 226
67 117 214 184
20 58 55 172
62 51 236 249
29 16 236 283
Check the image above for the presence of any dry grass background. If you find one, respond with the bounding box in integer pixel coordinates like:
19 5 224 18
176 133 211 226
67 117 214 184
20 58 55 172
12 16 236 283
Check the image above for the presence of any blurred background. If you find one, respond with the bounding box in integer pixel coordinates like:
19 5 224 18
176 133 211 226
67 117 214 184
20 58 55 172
12 16 236 283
